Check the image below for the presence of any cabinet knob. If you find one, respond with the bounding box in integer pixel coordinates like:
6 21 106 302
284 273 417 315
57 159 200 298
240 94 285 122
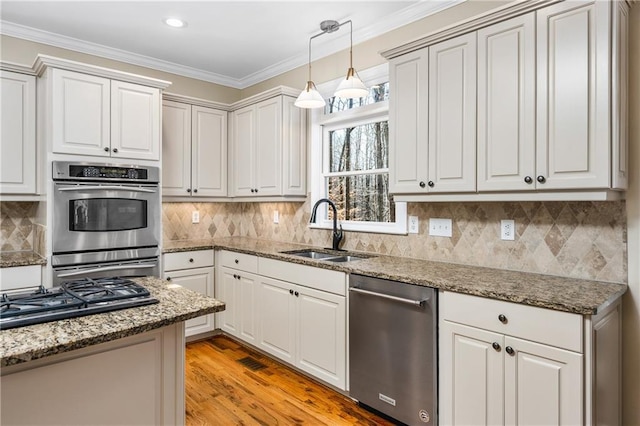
289 289 294 295
112 148 118 153
428 181 435 188
524 176 533 184
189 258 194 263
250 189 256 193
537 175 546 184
186 188 192 193
104 147 110 152
235 259 239 264
294 291 299 297
193 189 198 193
419 181 426 188
498 314 507 324
492 342 501 351
505 346 515 356
254 188 258 193
166 276 171 281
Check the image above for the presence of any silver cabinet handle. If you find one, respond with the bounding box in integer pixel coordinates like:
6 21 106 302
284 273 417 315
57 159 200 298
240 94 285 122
58 186 156 193
57 263 157 278
349 287 428 306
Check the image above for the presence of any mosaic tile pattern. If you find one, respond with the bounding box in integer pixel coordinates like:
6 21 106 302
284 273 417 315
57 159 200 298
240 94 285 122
0 202 37 252
162 202 243 242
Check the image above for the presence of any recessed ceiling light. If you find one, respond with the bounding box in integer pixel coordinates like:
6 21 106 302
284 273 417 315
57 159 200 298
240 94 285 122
164 18 186 28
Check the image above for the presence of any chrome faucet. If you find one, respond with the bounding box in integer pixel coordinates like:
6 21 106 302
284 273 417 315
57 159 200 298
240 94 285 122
310 198 344 251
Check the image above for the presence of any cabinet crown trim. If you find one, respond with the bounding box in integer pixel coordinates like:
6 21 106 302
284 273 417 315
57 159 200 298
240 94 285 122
33 54 172 89
381 0 562 59
163 92 230 111
229 86 299 111
0 61 36 75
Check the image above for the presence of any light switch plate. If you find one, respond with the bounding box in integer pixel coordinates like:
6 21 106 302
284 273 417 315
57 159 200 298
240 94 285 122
408 216 419 234
501 219 515 240
192 211 199 224
429 218 452 237
273 210 279 224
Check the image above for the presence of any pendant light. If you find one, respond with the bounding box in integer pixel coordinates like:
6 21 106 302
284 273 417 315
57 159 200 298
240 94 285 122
295 19 368 109
334 20 368 99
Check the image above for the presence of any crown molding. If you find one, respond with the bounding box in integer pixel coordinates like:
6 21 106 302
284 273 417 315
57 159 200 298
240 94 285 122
163 92 231 111
229 86 299 111
0 1 466 89
0 60 35 75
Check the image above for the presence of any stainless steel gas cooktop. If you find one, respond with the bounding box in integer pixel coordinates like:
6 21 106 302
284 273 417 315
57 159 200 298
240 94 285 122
0 277 158 330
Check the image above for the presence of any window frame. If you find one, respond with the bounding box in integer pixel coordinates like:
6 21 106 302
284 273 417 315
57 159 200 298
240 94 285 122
309 63 407 235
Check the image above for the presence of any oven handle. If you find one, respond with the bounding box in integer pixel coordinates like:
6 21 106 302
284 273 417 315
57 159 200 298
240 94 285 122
349 287 428 306
56 263 157 278
57 186 157 193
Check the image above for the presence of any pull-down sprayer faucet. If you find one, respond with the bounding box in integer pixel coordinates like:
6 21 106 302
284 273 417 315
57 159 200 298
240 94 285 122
309 198 343 251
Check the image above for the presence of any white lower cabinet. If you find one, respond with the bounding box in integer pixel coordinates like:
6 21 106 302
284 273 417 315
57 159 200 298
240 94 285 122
440 290 620 426
163 250 215 337
215 251 347 390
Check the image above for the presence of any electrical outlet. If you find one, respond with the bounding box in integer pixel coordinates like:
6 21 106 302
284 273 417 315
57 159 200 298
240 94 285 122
501 219 515 240
273 210 279 224
408 216 419 234
429 218 452 237
192 211 200 224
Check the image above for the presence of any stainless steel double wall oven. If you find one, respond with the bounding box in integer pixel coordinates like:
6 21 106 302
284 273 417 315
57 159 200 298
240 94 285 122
51 161 161 285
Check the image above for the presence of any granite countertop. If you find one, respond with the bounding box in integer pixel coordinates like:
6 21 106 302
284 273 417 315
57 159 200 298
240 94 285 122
0 277 225 367
165 237 627 316
0 251 47 268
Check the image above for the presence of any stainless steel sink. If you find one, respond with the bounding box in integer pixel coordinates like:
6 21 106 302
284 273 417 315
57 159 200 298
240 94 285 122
280 249 370 262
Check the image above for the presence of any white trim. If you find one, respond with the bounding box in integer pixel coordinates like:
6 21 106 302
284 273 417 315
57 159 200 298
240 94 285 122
0 1 465 89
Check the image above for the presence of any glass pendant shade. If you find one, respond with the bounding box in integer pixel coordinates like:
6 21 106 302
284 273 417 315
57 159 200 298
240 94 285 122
335 68 368 99
295 81 326 109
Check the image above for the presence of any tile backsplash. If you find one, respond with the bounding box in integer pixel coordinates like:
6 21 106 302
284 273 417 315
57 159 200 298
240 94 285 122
0 202 38 252
163 199 627 284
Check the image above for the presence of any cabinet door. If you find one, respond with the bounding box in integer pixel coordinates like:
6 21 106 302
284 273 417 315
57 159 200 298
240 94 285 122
257 276 296 364
477 14 536 192
536 0 611 189
388 49 429 194
0 71 36 194
162 101 192 196
295 285 346 390
237 272 258 345
163 267 214 337
232 105 256 196
192 106 227 197
255 97 282 196
217 267 239 336
504 336 583 425
51 69 110 157
111 81 160 160
282 96 306 196
440 321 504 426
428 32 477 193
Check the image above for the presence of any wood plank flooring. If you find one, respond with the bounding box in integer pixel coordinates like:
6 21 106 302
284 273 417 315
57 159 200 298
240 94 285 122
185 335 395 425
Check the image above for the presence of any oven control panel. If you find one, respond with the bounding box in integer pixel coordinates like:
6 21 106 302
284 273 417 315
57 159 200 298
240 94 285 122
53 161 159 183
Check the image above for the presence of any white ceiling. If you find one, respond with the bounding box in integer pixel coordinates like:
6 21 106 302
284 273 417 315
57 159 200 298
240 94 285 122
0 1 463 88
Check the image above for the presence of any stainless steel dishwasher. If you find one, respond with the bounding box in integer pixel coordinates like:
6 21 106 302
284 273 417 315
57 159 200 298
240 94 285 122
349 274 437 425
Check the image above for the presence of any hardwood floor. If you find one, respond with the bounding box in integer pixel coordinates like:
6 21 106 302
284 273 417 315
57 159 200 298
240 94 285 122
185 335 395 425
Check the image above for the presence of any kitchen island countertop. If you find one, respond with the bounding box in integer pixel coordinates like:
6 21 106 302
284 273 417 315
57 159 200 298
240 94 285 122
0 277 225 367
164 237 627 316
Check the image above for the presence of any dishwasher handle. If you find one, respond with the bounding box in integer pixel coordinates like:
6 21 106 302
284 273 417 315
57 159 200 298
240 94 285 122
349 286 429 306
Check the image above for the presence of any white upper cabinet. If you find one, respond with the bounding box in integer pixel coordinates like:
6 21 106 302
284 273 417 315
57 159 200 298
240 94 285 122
477 13 536 192
385 0 628 201
0 70 36 194
428 32 477 193
230 93 306 198
388 50 429 194
162 100 227 197
536 0 612 190
40 59 168 162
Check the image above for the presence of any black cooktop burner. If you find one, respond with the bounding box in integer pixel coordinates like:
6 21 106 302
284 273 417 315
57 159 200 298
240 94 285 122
0 277 158 330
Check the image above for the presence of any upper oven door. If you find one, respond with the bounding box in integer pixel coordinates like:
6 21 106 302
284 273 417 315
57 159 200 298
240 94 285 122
53 182 160 254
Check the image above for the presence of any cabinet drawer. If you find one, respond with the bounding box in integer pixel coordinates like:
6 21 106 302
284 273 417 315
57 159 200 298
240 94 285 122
218 250 258 273
0 265 41 291
164 250 214 271
258 258 346 296
441 291 583 352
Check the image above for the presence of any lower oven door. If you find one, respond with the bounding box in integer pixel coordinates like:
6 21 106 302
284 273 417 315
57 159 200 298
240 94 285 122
52 250 160 286
53 182 160 254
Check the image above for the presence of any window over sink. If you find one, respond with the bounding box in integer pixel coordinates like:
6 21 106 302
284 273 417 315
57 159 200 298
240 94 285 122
310 64 407 235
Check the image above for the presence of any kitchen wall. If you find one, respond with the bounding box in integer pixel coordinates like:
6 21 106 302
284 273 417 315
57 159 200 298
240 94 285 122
163 199 627 284
0 201 45 256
